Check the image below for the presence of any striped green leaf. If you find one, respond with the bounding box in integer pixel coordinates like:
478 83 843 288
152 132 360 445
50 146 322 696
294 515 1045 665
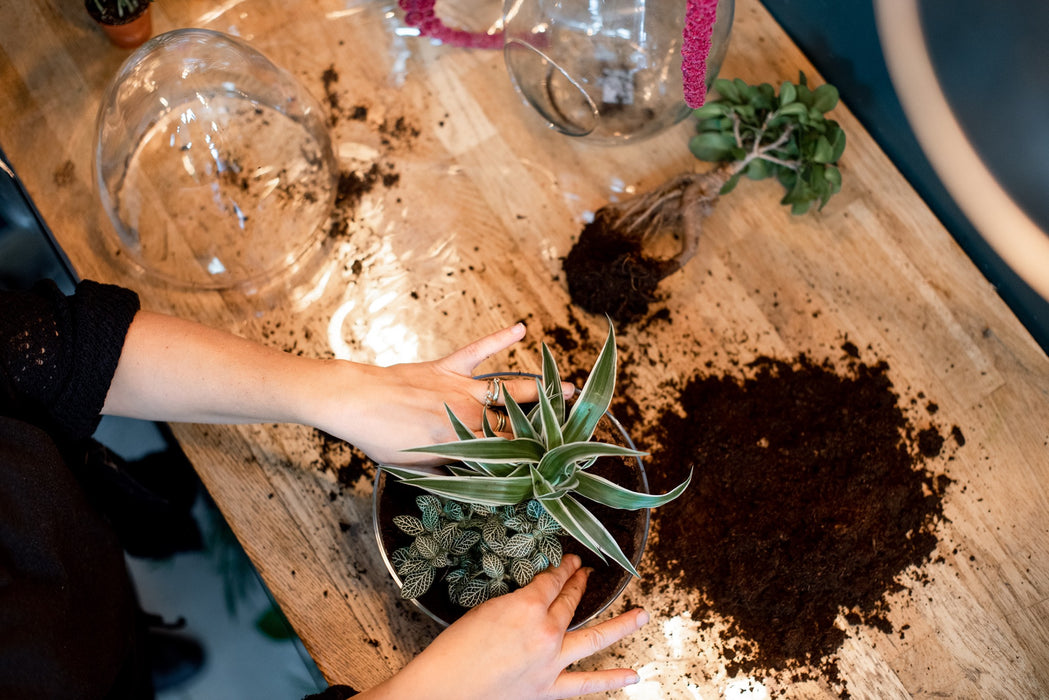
540 343 566 423
404 437 544 463
549 494 640 577
386 471 533 506
563 324 616 444
536 378 564 451
504 390 538 441
574 469 692 510
537 442 646 484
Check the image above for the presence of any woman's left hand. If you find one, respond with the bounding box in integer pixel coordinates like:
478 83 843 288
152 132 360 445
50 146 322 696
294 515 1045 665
305 323 571 465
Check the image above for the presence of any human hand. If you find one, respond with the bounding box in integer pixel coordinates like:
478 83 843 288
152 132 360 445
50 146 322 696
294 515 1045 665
306 323 573 466
361 555 646 700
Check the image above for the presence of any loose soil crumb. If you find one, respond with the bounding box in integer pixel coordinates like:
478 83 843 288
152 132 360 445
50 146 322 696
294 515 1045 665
638 349 958 695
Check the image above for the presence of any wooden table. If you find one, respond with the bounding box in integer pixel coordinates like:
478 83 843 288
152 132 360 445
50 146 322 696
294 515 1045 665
3 0 1048 696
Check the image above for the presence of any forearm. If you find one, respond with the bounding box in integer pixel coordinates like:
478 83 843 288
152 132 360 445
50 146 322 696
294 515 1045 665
102 310 322 426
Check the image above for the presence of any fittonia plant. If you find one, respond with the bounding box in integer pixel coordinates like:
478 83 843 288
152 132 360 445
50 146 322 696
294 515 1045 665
381 324 691 607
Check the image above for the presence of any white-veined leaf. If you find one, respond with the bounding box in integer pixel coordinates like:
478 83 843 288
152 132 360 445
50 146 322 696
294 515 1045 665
400 567 435 599
458 579 489 607
482 551 504 579
506 533 536 557
392 515 425 536
510 557 535 586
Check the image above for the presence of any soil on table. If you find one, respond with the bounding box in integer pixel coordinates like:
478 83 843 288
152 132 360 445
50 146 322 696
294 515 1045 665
636 349 959 695
563 209 673 325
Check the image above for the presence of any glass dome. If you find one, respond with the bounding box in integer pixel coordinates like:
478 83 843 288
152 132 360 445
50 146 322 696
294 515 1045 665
94 29 336 291
502 0 734 144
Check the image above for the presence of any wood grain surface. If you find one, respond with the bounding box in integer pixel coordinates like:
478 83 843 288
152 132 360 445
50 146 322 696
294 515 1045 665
2 0 1047 696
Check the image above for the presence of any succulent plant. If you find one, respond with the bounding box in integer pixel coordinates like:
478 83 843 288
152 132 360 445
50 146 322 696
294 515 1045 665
391 495 567 605
381 324 691 588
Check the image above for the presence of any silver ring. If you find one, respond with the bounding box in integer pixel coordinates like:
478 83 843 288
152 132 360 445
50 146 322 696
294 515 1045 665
483 377 502 407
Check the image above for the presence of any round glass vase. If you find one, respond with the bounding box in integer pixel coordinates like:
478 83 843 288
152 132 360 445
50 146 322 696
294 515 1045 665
94 28 337 292
502 0 734 144
372 372 650 630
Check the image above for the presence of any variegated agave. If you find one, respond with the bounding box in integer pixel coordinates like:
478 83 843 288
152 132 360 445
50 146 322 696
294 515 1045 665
391 494 567 605
382 324 691 584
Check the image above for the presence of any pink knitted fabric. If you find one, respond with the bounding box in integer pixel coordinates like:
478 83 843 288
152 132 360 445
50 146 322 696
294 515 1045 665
682 0 719 108
398 0 503 49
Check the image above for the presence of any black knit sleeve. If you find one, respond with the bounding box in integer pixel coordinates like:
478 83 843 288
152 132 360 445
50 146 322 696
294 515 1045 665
0 279 140 440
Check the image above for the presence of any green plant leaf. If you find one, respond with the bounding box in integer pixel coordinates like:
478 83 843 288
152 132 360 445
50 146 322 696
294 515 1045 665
690 131 737 162
503 390 539 442
393 515 425 536
563 324 616 444
388 471 534 506
712 77 739 102
403 436 544 463
536 378 564 451
575 469 692 509
510 557 536 586
458 579 489 607
779 80 797 106
537 442 646 484
540 344 566 423
542 492 640 577
811 83 839 113
774 101 808 119
401 566 435 599
693 102 730 119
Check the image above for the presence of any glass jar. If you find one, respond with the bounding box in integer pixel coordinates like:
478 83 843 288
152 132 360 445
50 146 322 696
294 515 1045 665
502 0 734 143
94 29 337 291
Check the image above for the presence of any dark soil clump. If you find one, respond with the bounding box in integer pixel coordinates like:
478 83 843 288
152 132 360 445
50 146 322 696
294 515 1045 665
641 351 956 691
563 211 671 324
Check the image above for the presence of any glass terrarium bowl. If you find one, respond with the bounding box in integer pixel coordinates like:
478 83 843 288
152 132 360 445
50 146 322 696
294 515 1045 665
94 28 337 292
372 372 650 631
502 0 734 144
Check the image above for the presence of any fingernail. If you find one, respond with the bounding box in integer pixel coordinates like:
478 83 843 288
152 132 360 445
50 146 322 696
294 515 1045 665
627 672 640 685
636 609 650 626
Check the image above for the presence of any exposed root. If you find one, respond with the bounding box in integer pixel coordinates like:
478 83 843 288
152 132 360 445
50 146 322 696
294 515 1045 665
563 167 730 324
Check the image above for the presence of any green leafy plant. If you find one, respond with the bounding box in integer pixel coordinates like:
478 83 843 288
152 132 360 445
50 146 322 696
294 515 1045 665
381 324 690 606
391 495 567 605
562 74 848 323
691 72 846 214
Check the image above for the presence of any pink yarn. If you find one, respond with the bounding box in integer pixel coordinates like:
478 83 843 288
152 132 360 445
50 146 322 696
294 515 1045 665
682 0 719 108
399 0 503 49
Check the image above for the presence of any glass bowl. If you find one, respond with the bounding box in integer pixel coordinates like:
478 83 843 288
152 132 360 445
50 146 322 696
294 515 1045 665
94 29 337 291
502 0 734 144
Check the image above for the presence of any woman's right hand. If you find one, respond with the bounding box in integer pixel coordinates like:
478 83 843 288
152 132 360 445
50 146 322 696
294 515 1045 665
359 555 647 699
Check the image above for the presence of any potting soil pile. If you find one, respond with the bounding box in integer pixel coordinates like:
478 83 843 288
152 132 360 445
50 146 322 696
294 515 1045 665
635 348 959 693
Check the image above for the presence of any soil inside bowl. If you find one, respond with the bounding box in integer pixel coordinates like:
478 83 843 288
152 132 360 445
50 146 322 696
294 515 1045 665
377 419 647 629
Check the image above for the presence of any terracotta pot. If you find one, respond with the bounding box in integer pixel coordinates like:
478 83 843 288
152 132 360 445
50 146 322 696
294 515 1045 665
92 5 153 49
372 376 650 630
